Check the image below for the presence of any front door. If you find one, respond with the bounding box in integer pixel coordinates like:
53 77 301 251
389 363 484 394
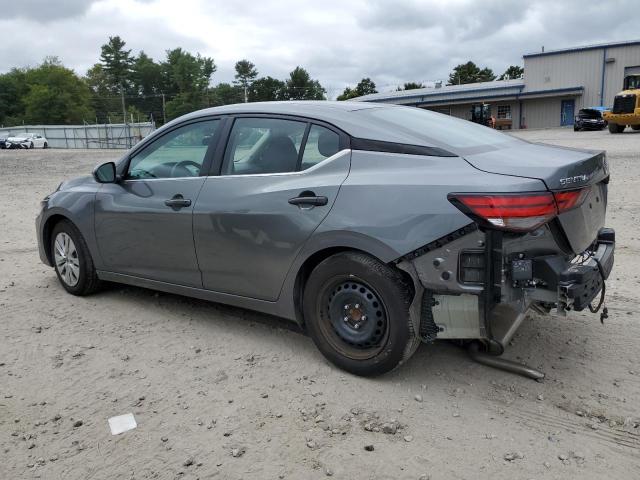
561 99 575 126
193 117 350 301
94 119 221 287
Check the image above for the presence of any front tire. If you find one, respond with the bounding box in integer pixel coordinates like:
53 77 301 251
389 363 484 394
608 123 625 134
51 220 101 296
29 142 34 149
303 252 419 376
43 142 48 149
631 125 640 131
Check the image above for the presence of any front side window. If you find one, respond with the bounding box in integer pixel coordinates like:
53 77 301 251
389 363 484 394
127 119 219 179
223 118 306 175
300 125 340 170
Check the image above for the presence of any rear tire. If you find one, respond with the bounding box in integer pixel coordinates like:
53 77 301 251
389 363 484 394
608 123 625 134
43 142 48 149
631 125 640 131
303 251 419 376
51 220 101 296
29 142 34 149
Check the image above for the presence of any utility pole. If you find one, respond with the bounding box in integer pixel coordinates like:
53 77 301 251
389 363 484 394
162 93 166 124
244 85 248 103
121 84 129 147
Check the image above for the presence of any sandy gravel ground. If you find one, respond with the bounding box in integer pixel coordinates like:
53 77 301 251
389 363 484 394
1 128 639 480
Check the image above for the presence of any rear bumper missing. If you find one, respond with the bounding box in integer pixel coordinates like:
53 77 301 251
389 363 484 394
559 230 614 312
530 227 614 313
397 225 615 346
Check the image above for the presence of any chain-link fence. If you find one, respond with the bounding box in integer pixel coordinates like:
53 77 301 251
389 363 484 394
0 122 155 149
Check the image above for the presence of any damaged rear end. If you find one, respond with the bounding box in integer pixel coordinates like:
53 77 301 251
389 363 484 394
397 143 614 361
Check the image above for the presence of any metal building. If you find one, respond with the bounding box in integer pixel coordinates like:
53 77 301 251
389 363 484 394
352 39 640 129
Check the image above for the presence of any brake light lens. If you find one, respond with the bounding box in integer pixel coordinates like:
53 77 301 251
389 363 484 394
554 188 590 212
448 188 589 232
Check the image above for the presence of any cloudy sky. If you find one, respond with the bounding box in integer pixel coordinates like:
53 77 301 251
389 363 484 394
0 0 638 97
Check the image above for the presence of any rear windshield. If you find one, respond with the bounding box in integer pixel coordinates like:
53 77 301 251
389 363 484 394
355 106 518 150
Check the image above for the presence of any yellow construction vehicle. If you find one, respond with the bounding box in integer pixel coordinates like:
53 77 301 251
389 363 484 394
603 74 640 133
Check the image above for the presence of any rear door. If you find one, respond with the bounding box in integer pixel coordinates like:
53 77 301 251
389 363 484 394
193 116 350 301
95 118 222 287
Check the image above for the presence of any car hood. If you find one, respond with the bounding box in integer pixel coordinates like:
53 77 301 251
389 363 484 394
461 142 608 191
58 175 95 191
7 136 29 141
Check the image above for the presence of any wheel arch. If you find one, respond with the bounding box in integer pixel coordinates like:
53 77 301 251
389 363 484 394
290 242 412 328
41 213 74 265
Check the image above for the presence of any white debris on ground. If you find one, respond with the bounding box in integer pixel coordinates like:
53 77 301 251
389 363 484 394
108 413 137 435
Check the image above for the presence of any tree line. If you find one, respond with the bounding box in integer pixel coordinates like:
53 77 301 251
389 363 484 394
0 36 325 127
336 62 524 100
0 35 524 126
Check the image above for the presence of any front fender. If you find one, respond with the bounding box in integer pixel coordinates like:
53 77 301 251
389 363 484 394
37 187 100 269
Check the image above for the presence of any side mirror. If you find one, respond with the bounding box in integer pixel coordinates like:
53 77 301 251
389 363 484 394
93 161 117 183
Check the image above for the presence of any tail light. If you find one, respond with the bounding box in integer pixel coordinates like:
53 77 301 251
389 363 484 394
448 188 589 232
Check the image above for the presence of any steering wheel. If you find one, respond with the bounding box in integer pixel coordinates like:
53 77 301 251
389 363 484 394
170 160 201 177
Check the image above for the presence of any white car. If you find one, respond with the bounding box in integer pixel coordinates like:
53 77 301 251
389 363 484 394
6 132 48 149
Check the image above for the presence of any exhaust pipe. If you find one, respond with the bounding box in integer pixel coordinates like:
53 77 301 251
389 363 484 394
467 342 545 381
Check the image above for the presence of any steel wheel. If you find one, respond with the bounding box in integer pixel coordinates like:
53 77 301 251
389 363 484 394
318 277 390 361
54 232 80 287
303 252 418 376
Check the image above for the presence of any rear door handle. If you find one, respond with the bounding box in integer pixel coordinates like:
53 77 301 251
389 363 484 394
164 194 192 209
288 194 328 207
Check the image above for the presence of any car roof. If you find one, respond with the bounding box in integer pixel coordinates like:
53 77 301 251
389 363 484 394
149 101 523 155
180 101 384 131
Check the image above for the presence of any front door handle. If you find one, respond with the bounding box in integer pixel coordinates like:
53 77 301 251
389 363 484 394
164 194 192 209
288 193 328 207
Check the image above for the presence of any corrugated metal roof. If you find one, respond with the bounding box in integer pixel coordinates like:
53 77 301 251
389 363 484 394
352 79 524 102
523 39 640 58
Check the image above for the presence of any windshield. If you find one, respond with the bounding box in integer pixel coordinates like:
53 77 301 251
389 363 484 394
11 132 29 137
578 109 601 118
356 106 518 151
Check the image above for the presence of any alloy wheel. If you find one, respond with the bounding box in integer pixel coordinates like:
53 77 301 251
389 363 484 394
54 232 80 287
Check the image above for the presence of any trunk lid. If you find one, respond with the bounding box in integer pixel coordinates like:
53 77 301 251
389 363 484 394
463 143 609 253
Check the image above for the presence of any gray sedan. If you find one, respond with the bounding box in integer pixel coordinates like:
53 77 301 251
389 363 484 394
37 102 614 376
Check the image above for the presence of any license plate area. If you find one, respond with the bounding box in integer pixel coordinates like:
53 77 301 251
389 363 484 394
556 182 607 253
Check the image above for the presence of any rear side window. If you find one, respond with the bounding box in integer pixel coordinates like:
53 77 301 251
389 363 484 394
223 118 306 175
357 106 518 150
301 125 340 170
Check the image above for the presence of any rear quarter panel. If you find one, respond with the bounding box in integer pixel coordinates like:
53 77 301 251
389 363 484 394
316 150 548 261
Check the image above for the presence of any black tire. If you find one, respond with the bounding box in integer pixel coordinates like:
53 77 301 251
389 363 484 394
29 142 34 149
573 125 580 131
631 125 640 131
50 219 101 296
303 252 420 376
608 123 625 134
43 142 48 149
